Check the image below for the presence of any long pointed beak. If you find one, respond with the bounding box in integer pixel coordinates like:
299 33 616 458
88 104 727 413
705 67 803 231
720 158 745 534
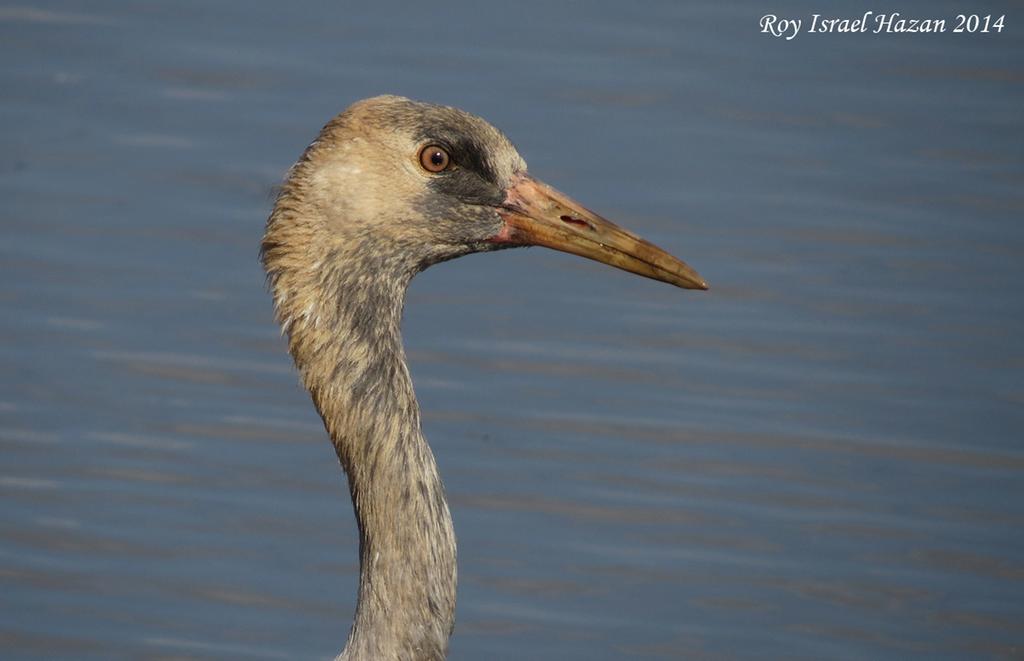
492 174 708 290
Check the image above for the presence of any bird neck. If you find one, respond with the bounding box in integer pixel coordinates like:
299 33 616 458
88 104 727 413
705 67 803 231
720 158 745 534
270 235 457 660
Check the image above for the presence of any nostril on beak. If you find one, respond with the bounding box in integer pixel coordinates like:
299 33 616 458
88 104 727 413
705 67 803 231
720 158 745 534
560 215 594 231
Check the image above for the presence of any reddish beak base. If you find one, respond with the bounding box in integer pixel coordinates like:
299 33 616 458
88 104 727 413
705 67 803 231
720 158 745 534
492 174 708 290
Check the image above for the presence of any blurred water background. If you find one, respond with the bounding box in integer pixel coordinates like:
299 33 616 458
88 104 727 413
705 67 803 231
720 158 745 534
2 1 1023 659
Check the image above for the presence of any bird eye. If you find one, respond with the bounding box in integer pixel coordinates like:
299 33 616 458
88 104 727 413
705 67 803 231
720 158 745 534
419 145 450 173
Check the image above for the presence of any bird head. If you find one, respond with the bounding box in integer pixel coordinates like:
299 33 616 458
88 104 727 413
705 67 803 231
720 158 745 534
266 95 707 291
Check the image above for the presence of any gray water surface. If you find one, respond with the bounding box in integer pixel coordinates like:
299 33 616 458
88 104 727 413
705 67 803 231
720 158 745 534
2 1 1023 659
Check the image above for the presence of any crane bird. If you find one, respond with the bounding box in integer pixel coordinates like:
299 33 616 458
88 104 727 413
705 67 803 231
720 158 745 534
261 95 707 661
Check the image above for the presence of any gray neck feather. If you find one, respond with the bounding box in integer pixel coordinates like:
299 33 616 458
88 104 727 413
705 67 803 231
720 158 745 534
271 234 457 661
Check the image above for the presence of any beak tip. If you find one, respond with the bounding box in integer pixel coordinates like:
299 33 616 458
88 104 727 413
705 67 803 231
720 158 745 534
672 270 708 291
